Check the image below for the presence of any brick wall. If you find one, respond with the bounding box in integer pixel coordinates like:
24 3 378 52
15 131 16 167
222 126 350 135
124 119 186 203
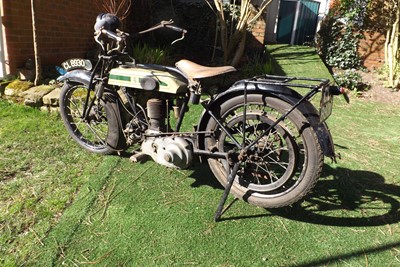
1 0 102 75
249 19 266 51
247 3 266 52
358 31 386 70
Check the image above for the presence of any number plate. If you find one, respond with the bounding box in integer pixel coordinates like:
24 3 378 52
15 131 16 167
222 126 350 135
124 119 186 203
319 85 334 123
61 58 92 72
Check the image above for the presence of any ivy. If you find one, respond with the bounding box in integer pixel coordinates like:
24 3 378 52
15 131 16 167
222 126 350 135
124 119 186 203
333 69 362 91
317 16 363 69
317 0 369 70
337 0 369 27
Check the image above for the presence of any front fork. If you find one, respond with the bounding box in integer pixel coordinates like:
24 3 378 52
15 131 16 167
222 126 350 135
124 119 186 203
82 56 115 122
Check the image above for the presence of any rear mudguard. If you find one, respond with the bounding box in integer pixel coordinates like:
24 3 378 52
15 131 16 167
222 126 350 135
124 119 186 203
197 81 335 158
58 70 127 151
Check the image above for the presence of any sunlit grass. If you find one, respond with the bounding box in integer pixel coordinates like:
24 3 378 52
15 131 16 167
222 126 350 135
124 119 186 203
1 45 400 266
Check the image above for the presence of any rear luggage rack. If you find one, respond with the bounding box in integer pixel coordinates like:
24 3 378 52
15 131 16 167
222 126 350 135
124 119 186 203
239 74 331 90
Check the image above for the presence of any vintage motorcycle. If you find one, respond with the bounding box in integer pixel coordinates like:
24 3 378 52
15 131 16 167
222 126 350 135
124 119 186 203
58 14 344 221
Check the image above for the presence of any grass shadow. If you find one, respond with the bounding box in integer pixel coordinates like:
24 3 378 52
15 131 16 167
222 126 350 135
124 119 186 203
189 162 224 190
270 164 400 227
292 241 400 267
265 45 286 76
189 161 400 225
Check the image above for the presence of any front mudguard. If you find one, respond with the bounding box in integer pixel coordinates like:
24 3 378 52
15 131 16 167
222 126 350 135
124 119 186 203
57 69 92 85
58 70 127 151
197 81 335 158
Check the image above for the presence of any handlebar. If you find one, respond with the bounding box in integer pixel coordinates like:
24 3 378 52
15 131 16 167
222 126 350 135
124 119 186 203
95 28 128 55
101 29 123 42
95 19 187 54
137 20 187 44
164 24 187 34
329 85 350 103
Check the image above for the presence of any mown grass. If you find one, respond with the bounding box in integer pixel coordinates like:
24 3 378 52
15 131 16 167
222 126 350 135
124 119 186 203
1 45 400 266
266 44 332 79
0 101 103 265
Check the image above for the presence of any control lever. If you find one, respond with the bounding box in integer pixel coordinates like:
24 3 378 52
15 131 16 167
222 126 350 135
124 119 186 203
137 20 187 44
165 24 187 44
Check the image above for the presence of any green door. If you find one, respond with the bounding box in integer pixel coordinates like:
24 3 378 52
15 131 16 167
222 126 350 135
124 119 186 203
295 0 320 44
276 0 297 44
277 0 320 45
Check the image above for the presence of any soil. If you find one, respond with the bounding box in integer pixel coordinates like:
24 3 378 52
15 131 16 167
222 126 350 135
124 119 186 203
357 71 400 105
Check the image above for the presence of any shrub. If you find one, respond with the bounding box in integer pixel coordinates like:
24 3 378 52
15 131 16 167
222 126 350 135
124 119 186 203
317 16 363 70
317 0 369 70
333 69 362 91
241 52 275 77
129 43 172 65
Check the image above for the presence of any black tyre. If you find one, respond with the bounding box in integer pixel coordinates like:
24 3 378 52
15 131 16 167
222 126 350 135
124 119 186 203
59 82 115 154
205 94 324 208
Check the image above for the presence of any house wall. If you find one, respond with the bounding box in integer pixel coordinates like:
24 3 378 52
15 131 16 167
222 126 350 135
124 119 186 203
359 31 385 70
316 0 330 31
1 0 101 75
245 0 267 51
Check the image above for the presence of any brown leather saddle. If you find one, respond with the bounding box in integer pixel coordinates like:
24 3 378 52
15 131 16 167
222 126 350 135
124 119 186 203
175 59 236 80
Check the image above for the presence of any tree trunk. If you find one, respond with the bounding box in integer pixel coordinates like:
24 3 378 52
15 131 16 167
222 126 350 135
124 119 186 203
210 0 272 67
230 30 247 67
385 5 399 88
393 7 399 87
31 0 42 86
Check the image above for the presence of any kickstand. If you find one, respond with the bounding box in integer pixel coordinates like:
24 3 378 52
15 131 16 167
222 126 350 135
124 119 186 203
214 161 241 222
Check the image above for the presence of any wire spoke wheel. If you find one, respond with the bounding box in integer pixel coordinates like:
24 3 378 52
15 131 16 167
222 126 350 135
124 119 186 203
205 94 323 208
60 82 113 154
223 114 299 192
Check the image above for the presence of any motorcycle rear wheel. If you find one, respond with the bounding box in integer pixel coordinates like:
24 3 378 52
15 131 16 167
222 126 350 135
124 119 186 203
59 82 114 154
205 94 324 208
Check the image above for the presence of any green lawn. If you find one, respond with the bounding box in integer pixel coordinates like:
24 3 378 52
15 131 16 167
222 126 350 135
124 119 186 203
1 45 400 266
267 44 333 79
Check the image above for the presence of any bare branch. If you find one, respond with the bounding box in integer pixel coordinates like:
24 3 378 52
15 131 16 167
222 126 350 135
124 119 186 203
95 0 134 21
248 0 273 25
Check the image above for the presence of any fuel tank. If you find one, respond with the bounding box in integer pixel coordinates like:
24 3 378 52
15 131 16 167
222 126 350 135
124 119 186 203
108 65 188 94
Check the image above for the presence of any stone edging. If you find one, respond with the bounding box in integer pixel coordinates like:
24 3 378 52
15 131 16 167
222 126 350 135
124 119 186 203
1 84 61 113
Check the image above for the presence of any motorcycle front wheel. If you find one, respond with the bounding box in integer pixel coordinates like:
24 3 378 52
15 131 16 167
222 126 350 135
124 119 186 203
59 82 115 154
205 94 324 208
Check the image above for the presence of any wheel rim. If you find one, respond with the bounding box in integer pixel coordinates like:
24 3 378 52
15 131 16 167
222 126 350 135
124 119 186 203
207 98 311 197
218 111 301 193
65 85 109 150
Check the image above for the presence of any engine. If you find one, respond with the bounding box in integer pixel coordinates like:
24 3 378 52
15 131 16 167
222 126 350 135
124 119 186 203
147 98 166 132
132 97 193 169
141 136 193 169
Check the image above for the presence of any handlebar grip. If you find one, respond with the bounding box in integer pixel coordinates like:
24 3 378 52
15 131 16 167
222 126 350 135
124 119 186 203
165 25 187 34
101 29 122 42
329 85 350 103
329 85 347 95
328 85 342 95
